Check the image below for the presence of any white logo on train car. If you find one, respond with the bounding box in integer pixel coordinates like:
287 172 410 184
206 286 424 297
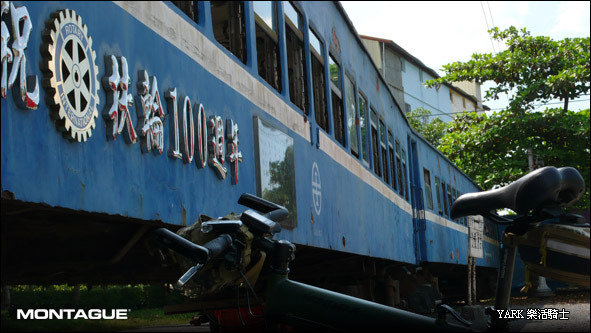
42 9 100 142
1 1 39 109
312 162 322 215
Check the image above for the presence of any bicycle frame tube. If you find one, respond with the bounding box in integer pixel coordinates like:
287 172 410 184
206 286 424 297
262 271 470 331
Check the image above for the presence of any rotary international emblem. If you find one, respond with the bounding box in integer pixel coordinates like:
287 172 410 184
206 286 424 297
41 9 99 142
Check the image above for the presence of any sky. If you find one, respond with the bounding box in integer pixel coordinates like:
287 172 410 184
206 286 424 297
340 1 591 113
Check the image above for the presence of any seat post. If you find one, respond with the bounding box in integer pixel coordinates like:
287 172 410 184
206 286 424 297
490 232 518 330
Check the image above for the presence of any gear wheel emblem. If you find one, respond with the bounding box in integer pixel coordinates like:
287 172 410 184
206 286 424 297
41 9 99 142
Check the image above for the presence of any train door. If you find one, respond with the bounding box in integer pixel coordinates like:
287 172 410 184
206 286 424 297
408 138 427 263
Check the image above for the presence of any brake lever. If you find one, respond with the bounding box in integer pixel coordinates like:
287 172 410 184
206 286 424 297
175 263 204 289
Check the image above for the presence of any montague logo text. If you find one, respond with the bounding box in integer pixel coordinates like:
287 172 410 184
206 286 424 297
16 309 129 320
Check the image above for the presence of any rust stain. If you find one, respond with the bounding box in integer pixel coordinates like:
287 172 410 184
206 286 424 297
430 239 433 245
450 251 454 260
342 236 346 248
182 206 187 226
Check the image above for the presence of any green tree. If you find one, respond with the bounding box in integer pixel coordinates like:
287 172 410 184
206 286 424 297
439 109 590 210
407 107 450 147
426 26 590 112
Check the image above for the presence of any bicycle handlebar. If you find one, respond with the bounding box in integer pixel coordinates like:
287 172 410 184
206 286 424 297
153 228 232 264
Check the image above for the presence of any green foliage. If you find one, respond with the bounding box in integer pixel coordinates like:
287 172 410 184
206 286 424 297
407 107 450 147
5 284 189 310
425 26 590 112
438 108 590 210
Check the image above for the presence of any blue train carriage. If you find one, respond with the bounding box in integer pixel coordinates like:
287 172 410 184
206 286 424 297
0 1 499 307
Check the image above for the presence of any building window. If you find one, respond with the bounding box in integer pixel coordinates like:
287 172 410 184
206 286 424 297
329 55 345 146
172 1 198 22
370 109 381 177
419 69 424 83
310 28 328 133
435 177 442 215
462 98 466 109
345 75 358 157
449 91 453 102
359 93 369 163
396 140 403 197
254 1 281 92
424 169 433 210
389 131 397 191
211 1 247 64
405 103 411 114
284 1 307 112
400 58 405 72
380 120 389 184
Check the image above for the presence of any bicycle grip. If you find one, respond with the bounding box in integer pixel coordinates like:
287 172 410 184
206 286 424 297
202 233 233 260
153 228 209 263
238 193 289 222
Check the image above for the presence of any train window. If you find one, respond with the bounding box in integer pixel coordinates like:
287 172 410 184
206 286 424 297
283 1 302 30
388 131 397 191
380 120 388 184
424 169 433 210
310 29 328 133
254 117 298 229
370 109 381 177
344 76 358 157
447 184 453 218
254 2 281 92
329 55 345 146
402 148 408 200
395 140 403 197
284 2 308 113
358 93 369 163
435 177 442 215
211 1 247 64
172 1 198 22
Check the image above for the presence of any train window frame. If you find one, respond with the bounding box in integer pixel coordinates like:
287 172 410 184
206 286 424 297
171 1 198 23
379 119 388 184
451 188 458 222
441 180 449 217
254 1 282 92
211 1 247 64
388 131 397 191
309 27 328 133
370 108 381 177
329 53 345 147
395 140 403 198
344 74 359 158
424 169 433 210
435 176 442 215
284 1 308 113
358 92 369 165
446 184 453 218
402 147 408 200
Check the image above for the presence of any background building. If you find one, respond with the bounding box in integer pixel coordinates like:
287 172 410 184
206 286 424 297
360 35 488 123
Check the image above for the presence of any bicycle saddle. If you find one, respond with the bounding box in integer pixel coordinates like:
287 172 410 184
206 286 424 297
450 166 585 219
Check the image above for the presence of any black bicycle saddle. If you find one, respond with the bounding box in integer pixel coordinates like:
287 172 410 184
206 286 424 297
450 166 585 219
